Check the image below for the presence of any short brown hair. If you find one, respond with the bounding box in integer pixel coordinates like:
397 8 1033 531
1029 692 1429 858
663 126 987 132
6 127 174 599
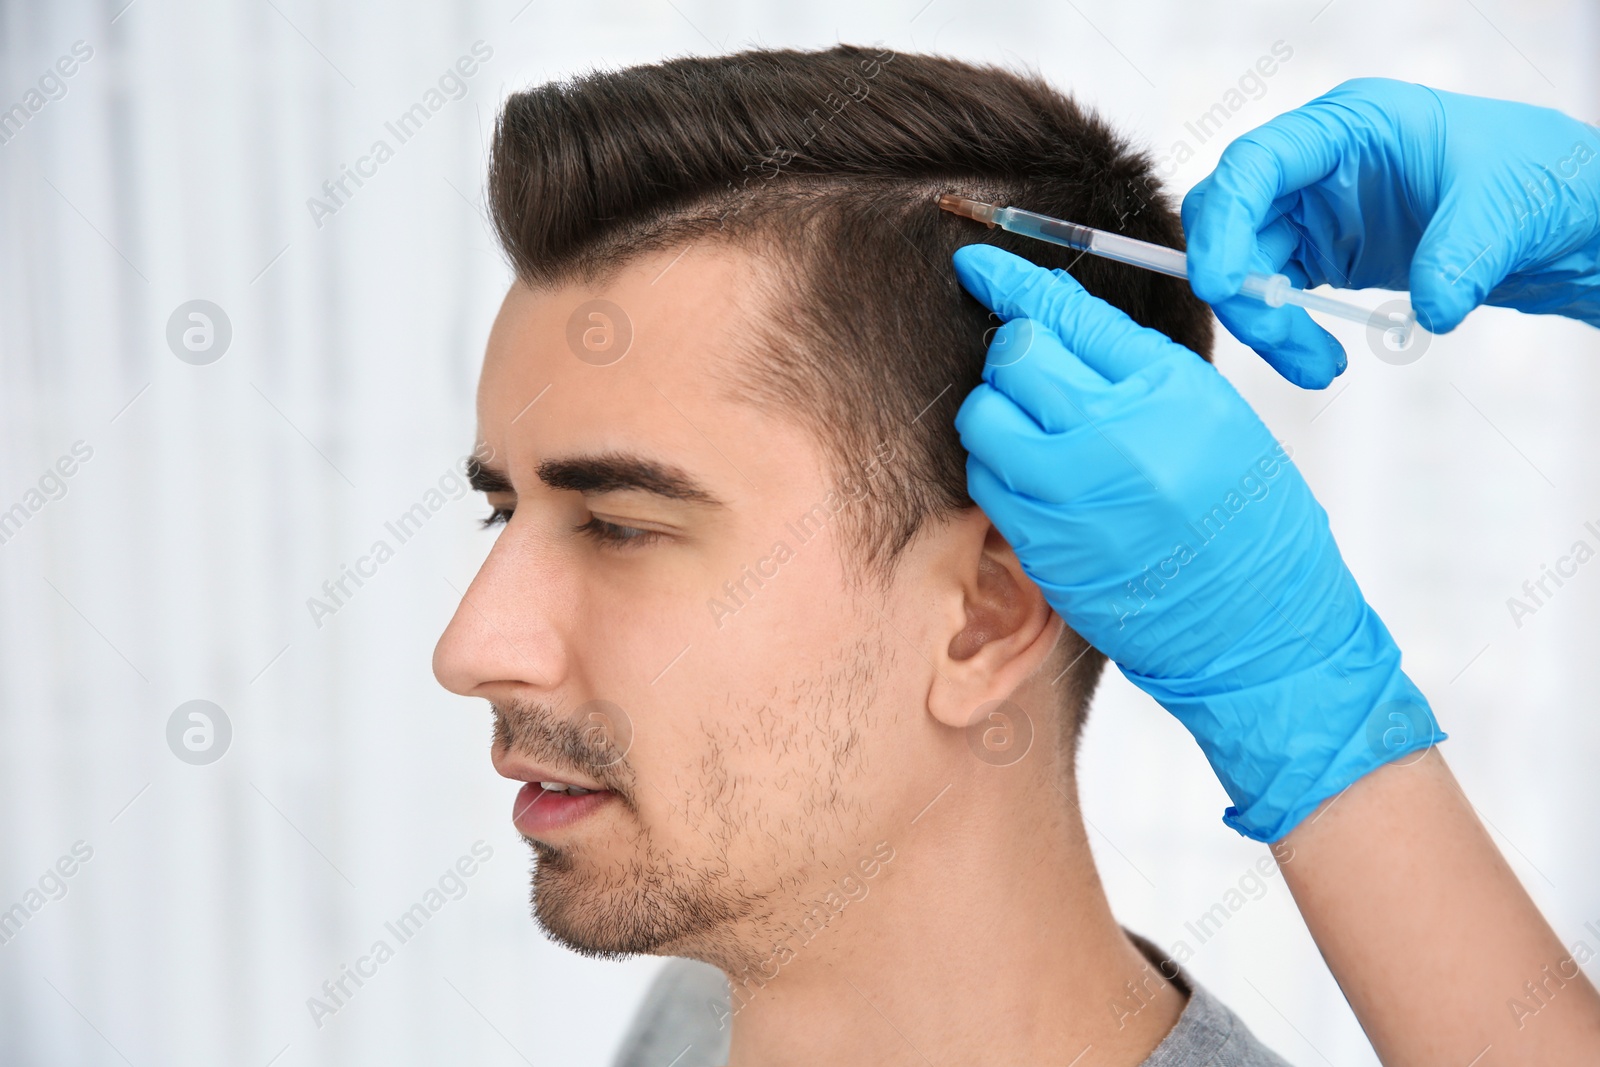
487 45 1214 735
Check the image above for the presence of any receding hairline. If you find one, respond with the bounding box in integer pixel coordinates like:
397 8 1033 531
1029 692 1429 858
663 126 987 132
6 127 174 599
497 222 880 441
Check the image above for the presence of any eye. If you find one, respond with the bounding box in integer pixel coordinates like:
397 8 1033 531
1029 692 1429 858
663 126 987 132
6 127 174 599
576 516 664 549
480 506 514 530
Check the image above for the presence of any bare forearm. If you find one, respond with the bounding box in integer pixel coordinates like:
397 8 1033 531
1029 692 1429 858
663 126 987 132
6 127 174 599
1277 747 1600 1065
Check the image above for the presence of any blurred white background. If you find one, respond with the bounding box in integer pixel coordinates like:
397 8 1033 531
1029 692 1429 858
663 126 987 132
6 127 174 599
2 0 1597 1064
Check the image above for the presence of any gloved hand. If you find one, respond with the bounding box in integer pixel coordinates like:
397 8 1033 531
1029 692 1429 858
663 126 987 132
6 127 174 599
1182 77 1600 389
952 243 1444 842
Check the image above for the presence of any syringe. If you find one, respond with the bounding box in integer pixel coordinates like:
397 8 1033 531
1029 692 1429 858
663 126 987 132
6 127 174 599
937 194 1418 347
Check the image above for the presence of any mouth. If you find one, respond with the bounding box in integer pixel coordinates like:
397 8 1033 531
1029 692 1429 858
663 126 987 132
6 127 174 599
494 755 618 838
512 781 616 837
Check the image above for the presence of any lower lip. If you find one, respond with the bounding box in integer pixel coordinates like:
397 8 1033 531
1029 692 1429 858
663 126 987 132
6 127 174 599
513 783 614 837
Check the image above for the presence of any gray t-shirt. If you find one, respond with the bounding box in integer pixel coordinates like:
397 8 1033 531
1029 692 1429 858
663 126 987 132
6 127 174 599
609 932 1293 1066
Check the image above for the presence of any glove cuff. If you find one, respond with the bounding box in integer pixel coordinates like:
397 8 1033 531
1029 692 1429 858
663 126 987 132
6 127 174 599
1220 667 1445 842
1124 604 1446 842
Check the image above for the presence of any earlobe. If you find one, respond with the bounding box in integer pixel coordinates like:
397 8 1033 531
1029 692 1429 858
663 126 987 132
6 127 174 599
927 520 1063 731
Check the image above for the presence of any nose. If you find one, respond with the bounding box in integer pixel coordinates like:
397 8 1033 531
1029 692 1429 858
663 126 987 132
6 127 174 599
433 528 569 698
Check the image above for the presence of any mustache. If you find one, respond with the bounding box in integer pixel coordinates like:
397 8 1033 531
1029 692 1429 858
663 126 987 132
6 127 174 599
491 696 635 794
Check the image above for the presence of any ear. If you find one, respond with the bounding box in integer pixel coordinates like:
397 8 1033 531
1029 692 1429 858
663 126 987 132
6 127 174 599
925 508 1065 732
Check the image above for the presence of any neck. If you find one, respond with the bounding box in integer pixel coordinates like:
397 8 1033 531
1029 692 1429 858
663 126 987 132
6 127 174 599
719 770 1185 1067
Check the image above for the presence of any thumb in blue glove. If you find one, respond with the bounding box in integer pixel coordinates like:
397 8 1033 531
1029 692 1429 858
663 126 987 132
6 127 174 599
952 242 1444 841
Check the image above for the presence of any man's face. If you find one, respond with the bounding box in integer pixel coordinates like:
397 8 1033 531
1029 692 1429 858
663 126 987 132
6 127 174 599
432 245 937 968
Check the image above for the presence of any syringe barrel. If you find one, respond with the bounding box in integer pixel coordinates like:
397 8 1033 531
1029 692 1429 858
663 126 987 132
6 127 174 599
1083 230 1190 281
997 207 1097 252
997 207 1191 281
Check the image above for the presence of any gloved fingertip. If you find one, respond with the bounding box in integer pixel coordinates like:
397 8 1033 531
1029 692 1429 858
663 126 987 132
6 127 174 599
1272 342 1346 388
1188 274 1233 306
1186 199 1259 305
950 243 997 291
1210 293 1346 387
953 243 1066 322
1283 318 1346 389
1262 350 1335 390
1410 235 1498 336
1309 334 1349 388
1411 285 1467 335
952 241 1007 269
1192 257 1252 306
952 242 1031 283
1184 234 1241 305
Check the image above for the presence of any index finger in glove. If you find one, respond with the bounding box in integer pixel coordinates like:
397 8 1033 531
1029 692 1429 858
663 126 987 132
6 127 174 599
953 243 1182 383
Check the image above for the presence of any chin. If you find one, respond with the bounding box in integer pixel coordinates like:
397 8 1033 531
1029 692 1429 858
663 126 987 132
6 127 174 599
523 836 758 966
529 855 651 961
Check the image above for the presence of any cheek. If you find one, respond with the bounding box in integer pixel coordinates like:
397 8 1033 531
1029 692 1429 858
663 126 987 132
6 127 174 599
689 530 857 687
618 533 861 773
572 550 730 702
580 520 903 832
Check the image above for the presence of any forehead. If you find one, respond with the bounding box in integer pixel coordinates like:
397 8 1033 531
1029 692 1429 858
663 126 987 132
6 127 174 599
476 244 819 493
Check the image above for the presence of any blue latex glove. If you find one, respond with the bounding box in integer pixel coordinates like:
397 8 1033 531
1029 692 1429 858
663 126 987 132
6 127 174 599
951 243 1444 842
1182 77 1600 389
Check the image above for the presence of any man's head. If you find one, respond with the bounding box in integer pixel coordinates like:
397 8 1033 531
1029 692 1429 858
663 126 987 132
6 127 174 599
433 45 1212 974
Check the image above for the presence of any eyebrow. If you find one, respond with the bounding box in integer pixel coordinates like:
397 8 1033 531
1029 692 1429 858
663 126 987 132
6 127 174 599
466 452 726 507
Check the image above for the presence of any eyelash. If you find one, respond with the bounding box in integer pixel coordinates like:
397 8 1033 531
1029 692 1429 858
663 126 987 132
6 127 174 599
479 507 664 549
576 516 664 548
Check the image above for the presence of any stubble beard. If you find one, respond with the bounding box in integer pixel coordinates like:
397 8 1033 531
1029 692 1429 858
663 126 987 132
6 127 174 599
503 633 883 971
